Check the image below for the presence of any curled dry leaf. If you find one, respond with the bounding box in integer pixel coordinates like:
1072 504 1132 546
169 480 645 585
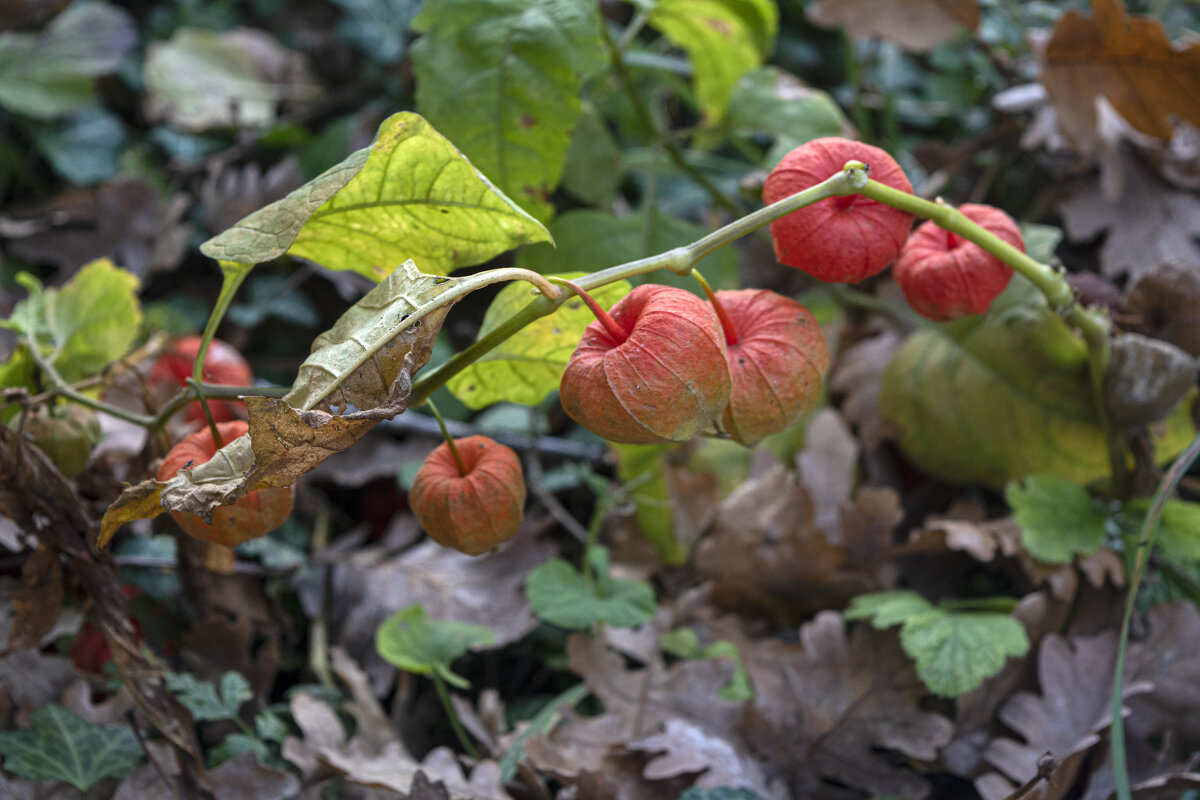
1125 265 1200 357
100 261 460 544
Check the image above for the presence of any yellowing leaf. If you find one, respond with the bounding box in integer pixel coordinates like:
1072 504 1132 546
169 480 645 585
648 0 779 122
806 0 978 53
1041 0 1200 152
446 274 631 410
201 113 551 278
411 0 606 221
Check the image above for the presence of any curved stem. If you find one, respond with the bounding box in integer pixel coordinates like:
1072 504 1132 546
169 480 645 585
409 166 864 406
1109 430 1200 800
426 400 467 477
431 672 479 760
194 261 253 383
692 271 739 346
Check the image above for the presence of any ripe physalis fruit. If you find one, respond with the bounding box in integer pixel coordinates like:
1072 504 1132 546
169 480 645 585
559 283 732 445
705 287 830 446
156 420 293 547
149 335 253 425
10 404 101 477
763 137 915 283
893 203 1024 321
409 435 526 556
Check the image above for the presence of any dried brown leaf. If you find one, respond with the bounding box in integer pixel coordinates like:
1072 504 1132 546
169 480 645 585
807 0 979 52
1126 265 1200 357
113 751 300 800
4 543 63 652
741 611 954 800
829 327 901 449
1125 600 1200 746
1040 0 1200 153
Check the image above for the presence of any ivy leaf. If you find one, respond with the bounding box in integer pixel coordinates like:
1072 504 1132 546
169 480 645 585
446 273 631 409
6 259 141 383
846 590 1029 698
165 671 252 722
410 0 606 221
375 604 495 689
0 2 136 119
647 0 778 122
881 276 1196 487
525 546 657 629
1006 473 1110 563
0 705 142 789
201 112 551 278
100 261 458 544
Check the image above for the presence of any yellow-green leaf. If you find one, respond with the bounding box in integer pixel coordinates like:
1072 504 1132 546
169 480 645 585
446 273 630 410
201 112 551 278
648 0 779 122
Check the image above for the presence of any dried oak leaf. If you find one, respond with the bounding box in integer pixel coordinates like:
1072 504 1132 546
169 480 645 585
1040 0 1200 154
1125 600 1200 747
329 534 552 693
741 611 954 800
1059 150 1200 280
4 543 63 652
526 634 784 800
977 632 1150 800
807 0 979 53
113 750 300 800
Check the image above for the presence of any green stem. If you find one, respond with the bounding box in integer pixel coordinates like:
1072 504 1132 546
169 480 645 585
149 383 288 433
408 164 864 406
426 400 467 477
1109 429 1200 800
580 498 609 587
600 21 741 216
431 672 479 759
194 261 253 383
24 344 155 427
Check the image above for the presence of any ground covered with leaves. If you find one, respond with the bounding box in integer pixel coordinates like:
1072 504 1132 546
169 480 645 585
1 1 1199 799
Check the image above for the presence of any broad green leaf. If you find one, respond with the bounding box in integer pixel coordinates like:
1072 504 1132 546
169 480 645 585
647 0 778 122
29 105 126 185
100 262 459 543
165 671 252 722
561 102 623 208
0 705 142 789
0 2 135 118
7 259 142 383
411 0 606 221
375 605 495 689
721 66 848 165
846 590 1029 698
202 112 550 278
516 209 739 295
446 273 631 410
144 28 321 131
1007 474 1109 563
525 546 657 629
881 276 1196 487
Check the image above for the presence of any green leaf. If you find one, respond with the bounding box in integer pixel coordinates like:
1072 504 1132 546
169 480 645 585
28 105 126 185
331 0 420 64
165 671 252 722
8 259 142 383
375 605 495 689
612 443 689 565
516 209 739 294
846 590 1030 698
647 0 778 122
0 705 142 789
498 683 588 782
202 112 551 278
143 28 320 131
525 546 657 629
720 66 848 165
0 2 135 118
1006 474 1109 563
410 0 606 221
880 276 1197 487
1125 498 1200 563
660 629 754 702
446 273 631 409
561 102 623 208
679 788 766 800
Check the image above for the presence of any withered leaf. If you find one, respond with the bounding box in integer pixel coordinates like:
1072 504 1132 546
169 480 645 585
741 611 954 800
1125 600 1200 745
5 544 63 653
807 0 979 53
1041 0 1200 153
99 261 458 541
